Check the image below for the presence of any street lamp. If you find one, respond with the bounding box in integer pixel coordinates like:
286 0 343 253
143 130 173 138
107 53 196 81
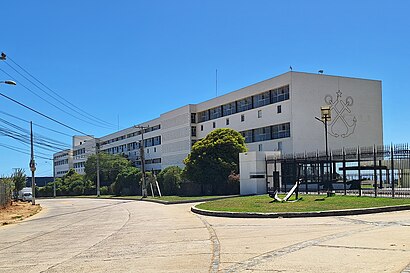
315 105 331 194
0 80 17 85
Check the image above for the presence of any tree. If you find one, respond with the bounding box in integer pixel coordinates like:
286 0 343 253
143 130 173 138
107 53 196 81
84 152 131 186
111 166 141 196
183 128 247 194
157 166 183 195
12 168 26 199
37 169 94 197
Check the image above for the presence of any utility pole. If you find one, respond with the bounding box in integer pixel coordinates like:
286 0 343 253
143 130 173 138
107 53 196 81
134 125 149 198
29 121 36 205
52 157 56 198
96 139 100 197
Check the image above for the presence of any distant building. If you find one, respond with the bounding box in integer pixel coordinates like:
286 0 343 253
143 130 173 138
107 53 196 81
53 71 383 177
26 176 54 187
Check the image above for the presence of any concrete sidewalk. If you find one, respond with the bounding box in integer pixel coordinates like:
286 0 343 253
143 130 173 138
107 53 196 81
1 198 409 272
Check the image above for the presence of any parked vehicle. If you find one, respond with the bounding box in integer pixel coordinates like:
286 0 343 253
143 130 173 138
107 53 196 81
22 192 32 202
18 187 32 201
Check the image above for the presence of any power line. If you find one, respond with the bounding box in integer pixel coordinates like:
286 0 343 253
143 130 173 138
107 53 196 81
0 67 113 129
0 143 52 160
7 55 116 127
0 110 73 137
0 91 90 136
0 117 71 149
0 128 67 152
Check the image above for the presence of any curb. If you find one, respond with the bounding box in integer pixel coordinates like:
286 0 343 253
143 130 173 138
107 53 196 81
139 195 240 205
39 195 240 205
191 204 410 218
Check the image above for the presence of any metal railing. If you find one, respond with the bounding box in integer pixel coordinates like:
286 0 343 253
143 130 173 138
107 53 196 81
266 144 410 198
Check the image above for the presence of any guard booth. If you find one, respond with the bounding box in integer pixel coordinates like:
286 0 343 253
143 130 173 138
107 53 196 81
239 151 281 195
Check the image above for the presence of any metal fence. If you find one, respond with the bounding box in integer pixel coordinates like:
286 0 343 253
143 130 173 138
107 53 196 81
0 180 12 208
266 144 410 198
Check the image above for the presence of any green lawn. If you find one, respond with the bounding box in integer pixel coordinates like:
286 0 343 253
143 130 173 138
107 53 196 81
196 194 410 213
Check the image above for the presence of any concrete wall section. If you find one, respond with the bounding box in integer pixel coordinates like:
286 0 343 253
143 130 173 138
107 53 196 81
290 72 383 154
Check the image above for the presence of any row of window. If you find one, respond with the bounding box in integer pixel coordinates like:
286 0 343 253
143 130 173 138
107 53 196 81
73 148 86 156
55 159 68 166
192 106 283 136
102 136 161 154
240 122 290 143
74 162 85 168
197 85 289 123
135 158 162 165
54 152 69 160
100 124 161 146
57 170 68 175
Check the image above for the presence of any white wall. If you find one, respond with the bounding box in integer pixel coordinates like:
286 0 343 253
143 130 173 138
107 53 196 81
291 72 383 154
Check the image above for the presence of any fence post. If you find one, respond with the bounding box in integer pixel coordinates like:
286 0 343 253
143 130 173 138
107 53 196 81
343 148 347 195
305 152 308 194
391 145 395 198
317 151 320 194
358 146 361 197
373 145 377 198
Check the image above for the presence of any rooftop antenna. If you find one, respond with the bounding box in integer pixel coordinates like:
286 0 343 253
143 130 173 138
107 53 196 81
289 66 293 71
318 70 324 74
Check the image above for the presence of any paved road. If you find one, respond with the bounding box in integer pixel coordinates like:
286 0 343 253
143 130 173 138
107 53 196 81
1 198 410 273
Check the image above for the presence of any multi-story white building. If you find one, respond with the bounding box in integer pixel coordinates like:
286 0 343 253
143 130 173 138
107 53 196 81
54 71 383 177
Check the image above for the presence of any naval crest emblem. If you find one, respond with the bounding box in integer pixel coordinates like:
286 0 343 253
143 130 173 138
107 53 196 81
324 91 357 138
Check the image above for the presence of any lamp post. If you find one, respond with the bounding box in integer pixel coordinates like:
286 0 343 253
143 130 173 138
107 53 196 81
95 138 100 197
315 105 331 194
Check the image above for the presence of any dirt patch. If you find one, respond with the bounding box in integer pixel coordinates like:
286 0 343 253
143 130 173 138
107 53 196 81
0 201 41 226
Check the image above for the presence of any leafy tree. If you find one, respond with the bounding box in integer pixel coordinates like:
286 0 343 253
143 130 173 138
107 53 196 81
37 169 94 197
183 128 247 194
112 166 141 196
12 168 26 199
157 166 183 195
84 152 131 186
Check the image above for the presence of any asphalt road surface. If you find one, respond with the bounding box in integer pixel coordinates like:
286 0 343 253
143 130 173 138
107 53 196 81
1 198 410 273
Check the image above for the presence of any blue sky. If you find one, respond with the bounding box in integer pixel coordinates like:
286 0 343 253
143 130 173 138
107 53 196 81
1 0 409 176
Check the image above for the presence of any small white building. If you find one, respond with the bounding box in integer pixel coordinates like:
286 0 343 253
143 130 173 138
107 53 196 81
54 71 383 178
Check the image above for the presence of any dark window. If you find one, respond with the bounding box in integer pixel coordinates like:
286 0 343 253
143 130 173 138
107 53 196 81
210 106 222 120
237 97 253 112
241 114 245 122
191 113 196 123
191 126 197 137
258 110 262 118
222 102 236 116
277 105 282 113
226 118 229 125
241 130 253 143
201 125 204 131
213 122 216 128
272 123 291 139
198 111 210 122
254 127 271 142
253 91 271 108
271 85 290 103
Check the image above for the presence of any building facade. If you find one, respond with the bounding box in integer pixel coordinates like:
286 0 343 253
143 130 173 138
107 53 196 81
53 72 383 177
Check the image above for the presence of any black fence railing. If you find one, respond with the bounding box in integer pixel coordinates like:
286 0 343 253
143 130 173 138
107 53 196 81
266 144 410 198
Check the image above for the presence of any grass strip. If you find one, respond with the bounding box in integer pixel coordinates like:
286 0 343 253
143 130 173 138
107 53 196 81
196 194 410 213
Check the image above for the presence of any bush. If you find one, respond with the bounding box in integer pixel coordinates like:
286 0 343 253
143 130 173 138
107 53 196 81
112 166 141 196
100 186 111 195
157 166 183 195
